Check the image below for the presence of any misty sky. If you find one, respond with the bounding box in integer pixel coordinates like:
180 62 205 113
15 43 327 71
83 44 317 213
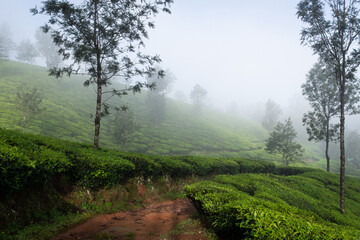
0 0 317 110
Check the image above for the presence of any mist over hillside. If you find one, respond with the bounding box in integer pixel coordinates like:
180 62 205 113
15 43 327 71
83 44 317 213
0 61 269 158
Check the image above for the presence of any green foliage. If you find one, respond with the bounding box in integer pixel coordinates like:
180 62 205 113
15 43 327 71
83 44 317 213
14 86 45 133
0 128 277 194
185 170 360 239
302 61 341 143
32 0 173 149
113 108 138 147
265 118 304 166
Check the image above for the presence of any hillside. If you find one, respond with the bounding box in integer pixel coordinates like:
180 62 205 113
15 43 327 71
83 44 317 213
3 61 360 179
0 60 269 157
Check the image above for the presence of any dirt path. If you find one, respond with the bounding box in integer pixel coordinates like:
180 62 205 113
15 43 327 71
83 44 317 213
53 199 209 240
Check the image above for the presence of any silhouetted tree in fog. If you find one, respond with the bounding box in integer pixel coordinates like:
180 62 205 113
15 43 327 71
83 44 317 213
113 107 137 148
146 67 174 125
297 0 360 214
262 99 282 131
346 130 360 169
265 118 304 166
190 84 207 113
0 22 14 61
35 29 62 68
32 0 172 149
16 39 38 64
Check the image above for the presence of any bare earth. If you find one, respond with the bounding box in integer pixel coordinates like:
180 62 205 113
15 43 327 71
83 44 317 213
53 199 209 240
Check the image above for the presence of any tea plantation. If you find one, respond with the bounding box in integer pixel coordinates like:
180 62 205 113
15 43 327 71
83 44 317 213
184 170 360 239
0 60 269 158
1 128 360 239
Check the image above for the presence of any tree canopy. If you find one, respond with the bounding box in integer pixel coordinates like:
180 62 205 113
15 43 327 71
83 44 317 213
35 29 62 68
15 86 45 133
302 61 360 172
265 118 304 167
32 0 172 149
297 0 360 214
16 39 38 64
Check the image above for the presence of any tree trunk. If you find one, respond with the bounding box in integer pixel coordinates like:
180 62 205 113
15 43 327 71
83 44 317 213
94 84 102 149
325 121 330 172
339 60 346 214
325 138 330 172
93 0 102 150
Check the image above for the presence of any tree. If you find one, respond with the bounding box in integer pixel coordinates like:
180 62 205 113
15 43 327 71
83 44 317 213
15 86 45 133
113 107 137 148
146 67 174 125
346 130 360 169
16 39 39 64
302 61 360 172
297 0 360 214
190 84 207 113
32 0 172 149
262 99 282 131
35 28 62 68
265 118 304 166
0 22 14 61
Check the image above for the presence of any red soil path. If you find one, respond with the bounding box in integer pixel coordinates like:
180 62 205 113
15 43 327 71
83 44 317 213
53 199 209 240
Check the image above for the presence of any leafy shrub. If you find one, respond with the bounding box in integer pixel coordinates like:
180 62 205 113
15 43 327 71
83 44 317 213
118 153 161 178
155 157 193 178
71 149 135 188
184 175 360 239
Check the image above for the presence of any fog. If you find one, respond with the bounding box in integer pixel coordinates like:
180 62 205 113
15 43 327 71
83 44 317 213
0 0 319 113
3 0 360 129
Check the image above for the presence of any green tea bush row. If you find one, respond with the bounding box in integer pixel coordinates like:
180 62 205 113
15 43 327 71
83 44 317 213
0 129 281 193
2 128 319 195
184 179 360 239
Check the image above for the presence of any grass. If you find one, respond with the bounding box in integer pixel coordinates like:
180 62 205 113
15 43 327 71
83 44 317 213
160 215 219 240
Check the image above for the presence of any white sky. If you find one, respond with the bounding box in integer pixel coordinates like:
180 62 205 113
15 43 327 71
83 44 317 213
0 0 317 110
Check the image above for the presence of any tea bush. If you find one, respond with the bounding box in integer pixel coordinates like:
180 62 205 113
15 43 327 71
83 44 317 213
1 129 281 194
184 175 360 239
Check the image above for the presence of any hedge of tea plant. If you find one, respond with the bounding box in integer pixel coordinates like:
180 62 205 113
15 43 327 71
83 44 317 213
0 128 278 193
184 171 360 239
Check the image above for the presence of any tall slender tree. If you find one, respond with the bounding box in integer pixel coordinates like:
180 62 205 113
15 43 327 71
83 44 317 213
297 0 360 214
31 0 172 149
302 61 360 172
